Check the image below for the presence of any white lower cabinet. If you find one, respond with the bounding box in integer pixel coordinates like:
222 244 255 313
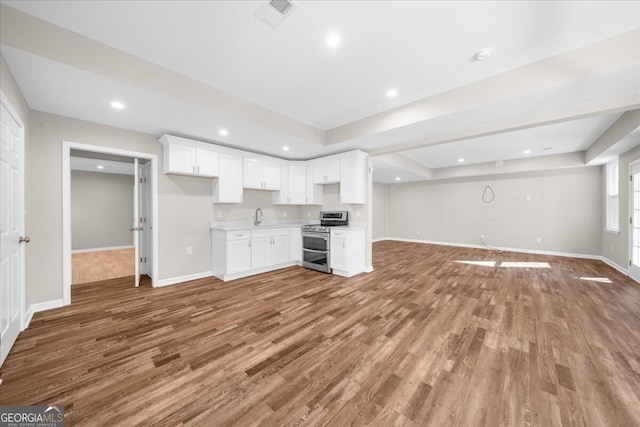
212 226 295 281
212 229 251 278
227 235 251 274
251 228 290 269
330 228 365 277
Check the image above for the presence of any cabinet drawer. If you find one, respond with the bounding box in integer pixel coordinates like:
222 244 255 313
251 227 290 238
227 230 250 240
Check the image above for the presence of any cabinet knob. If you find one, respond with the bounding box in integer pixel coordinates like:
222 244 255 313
19 236 30 244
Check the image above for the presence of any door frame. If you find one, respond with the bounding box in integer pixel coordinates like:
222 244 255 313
0 91 26 333
62 141 159 305
629 159 640 283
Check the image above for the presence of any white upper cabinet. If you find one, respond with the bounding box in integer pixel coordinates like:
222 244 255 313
161 136 219 177
340 151 367 204
312 157 340 184
213 153 243 203
160 135 368 206
243 157 281 190
272 162 308 205
306 164 323 205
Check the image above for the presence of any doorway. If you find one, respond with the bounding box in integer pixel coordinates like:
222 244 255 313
62 142 158 305
629 160 640 283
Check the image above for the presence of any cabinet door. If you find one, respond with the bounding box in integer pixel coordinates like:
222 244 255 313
306 165 323 205
243 158 263 189
312 160 325 184
330 237 346 271
340 155 366 204
168 144 196 175
288 164 306 204
227 239 251 274
272 165 289 204
271 233 290 265
325 158 341 183
263 161 281 190
214 153 243 203
196 148 219 177
251 236 271 269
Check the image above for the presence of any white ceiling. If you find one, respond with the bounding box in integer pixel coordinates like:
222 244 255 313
1 0 639 183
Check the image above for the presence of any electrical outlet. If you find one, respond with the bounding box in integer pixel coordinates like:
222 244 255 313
283 210 287 217
216 210 221 218
526 195 532 201
186 246 193 255
355 210 360 217
307 211 311 217
481 234 485 239
416 230 420 236
536 238 541 244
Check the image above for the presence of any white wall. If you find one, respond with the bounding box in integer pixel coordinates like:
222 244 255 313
602 145 640 270
382 167 603 256
25 111 216 306
71 170 133 250
372 182 386 240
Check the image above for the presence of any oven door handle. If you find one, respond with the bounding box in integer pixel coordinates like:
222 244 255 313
302 233 329 241
303 248 329 254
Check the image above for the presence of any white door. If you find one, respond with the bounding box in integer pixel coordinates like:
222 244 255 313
630 162 640 283
132 158 140 287
1 100 25 366
139 161 152 277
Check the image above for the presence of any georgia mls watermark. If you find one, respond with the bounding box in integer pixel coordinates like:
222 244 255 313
0 405 64 427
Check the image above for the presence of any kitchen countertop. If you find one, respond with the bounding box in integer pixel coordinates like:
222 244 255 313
210 221 316 231
210 221 366 231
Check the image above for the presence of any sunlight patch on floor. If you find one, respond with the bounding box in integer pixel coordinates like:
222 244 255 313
454 260 497 267
453 260 550 268
574 277 612 284
500 262 550 268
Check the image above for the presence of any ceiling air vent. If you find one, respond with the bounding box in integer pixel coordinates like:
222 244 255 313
269 0 294 15
255 0 297 29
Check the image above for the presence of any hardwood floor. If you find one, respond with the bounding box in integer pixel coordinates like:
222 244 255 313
1 241 639 426
72 248 134 284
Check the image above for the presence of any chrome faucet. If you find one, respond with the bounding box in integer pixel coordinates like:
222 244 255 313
255 208 263 226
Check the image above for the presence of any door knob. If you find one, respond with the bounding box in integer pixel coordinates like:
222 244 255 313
19 236 30 244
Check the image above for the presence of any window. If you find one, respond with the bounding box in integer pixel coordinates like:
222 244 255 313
606 160 619 232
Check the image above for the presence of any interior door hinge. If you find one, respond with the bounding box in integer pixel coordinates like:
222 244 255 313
631 217 633 224
139 178 143 183
140 257 143 263
630 260 632 266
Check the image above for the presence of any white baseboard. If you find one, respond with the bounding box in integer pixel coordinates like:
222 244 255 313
364 265 374 273
155 271 213 287
600 257 629 275
23 299 64 330
72 245 134 254
381 237 602 260
372 237 387 243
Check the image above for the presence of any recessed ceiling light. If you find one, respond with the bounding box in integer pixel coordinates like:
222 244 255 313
219 129 228 136
110 101 125 109
326 32 341 47
472 48 493 62
458 158 465 163
387 89 398 98
395 177 401 181
524 149 532 155
282 146 289 151
97 165 104 169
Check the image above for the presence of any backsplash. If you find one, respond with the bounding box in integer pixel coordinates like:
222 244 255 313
212 184 367 223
